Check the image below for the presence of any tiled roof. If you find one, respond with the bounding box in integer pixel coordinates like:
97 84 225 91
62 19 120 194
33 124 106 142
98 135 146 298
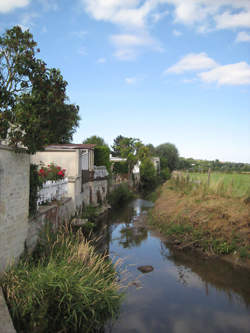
45 144 96 150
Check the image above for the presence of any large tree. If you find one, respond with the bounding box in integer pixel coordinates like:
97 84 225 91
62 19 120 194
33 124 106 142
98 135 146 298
155 143 179 171
0 26 80 153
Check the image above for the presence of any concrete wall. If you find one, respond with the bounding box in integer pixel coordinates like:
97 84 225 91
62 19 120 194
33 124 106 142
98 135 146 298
0 145 30 273
31 150 78 177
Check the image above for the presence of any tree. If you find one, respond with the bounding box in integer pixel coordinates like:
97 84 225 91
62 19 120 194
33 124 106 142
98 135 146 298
112 135 143 177
0 26 80 153
83 135 108 147
155 143 179 172
140 157 157 191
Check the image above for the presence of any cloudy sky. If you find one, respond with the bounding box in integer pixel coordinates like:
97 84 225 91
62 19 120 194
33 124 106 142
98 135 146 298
1 0 250 162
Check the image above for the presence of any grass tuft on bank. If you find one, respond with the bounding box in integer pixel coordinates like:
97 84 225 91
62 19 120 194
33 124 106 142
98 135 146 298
1 225 124 333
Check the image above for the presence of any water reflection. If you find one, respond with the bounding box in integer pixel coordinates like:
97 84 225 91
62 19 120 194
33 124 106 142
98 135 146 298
94 198 250 333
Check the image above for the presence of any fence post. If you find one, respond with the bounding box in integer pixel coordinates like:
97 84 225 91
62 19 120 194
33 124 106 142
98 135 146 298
208 168 211 186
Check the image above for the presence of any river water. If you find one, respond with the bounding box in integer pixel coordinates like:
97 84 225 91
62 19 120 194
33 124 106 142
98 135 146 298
96 198 250 333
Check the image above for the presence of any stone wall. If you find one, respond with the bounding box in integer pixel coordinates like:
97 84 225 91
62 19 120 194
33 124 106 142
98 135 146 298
0 145 30 273
26 197 74 253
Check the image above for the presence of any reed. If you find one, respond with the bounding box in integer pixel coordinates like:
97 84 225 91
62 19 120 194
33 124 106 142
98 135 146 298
1 226 125 333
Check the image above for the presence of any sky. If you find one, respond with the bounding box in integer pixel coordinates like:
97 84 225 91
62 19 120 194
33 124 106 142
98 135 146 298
0 0 250 163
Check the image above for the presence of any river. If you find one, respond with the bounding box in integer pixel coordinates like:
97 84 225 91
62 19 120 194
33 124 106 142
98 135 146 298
95 198 250 333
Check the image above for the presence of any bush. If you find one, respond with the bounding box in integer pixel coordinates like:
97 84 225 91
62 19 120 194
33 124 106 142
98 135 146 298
139 158 158 192
1 227 124 333
108 184 134 207
160 167 171 182
94 146 111 173
113 161 128 174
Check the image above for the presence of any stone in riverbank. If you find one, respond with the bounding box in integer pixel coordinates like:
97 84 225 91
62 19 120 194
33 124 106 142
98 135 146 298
137 265 154 273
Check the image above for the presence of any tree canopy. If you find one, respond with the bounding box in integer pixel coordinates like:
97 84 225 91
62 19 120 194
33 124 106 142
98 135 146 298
83 135 108 147
156 142 179 171
0 26 80 153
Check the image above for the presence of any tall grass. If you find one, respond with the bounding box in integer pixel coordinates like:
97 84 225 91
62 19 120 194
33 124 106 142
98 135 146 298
1 225 125 333
171 172 250 199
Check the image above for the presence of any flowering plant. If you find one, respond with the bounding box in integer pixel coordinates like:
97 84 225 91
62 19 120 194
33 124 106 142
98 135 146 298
38 163 66 183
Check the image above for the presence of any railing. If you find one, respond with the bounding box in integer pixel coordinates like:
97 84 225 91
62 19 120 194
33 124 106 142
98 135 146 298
94 166 109 180
37 178 68 206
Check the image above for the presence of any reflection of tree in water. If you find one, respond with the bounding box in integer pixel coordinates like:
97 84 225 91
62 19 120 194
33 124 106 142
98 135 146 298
160 242 250 307
118 225 148 248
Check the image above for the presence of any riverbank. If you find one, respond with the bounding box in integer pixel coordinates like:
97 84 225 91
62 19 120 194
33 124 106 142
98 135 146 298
148 179 250 270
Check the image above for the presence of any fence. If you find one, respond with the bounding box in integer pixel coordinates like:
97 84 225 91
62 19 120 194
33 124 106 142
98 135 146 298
37 178 68 206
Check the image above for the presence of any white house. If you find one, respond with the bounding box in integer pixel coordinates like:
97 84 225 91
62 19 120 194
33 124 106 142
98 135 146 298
31 144 108 211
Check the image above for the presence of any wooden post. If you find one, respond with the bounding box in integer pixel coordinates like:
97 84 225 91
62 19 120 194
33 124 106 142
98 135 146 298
208 168 211 186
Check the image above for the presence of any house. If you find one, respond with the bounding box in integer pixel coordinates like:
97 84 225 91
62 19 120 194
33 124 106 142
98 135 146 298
152 157 160 174
31 144 108 211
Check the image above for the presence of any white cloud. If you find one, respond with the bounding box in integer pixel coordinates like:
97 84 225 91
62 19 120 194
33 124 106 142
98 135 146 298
38 0 58 11
215 10 250 29
165 52 218 74
236 31 250 43
125 77 137 84
78 47 87 56
199 62 250 85
97 57 107 63
0 0 29 13
110 33 163 60
81 1 250 60
82 0 250 31
18 12 39 30
173 29 182 36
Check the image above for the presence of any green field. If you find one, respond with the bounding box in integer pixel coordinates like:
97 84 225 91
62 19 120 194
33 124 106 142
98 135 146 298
185 172 250 198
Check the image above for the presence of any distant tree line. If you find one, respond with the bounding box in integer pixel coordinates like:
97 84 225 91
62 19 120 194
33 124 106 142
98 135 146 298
177 157 250 173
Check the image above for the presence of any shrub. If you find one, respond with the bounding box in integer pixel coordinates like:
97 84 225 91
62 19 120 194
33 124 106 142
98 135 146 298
94 146 111 172
1 227 124 333
29 164 42 216
139 158 158 192
38 163 66 183
113 161 128 174
108 184 134 207
160 167 171 182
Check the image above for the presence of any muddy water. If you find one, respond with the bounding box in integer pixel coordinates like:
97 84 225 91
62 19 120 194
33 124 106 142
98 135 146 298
97 199 250 333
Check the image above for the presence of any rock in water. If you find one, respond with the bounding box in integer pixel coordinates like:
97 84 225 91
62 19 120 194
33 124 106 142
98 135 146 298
137 265 154 273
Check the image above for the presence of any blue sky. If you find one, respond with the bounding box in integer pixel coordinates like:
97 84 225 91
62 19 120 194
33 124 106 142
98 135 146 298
1 0 250 162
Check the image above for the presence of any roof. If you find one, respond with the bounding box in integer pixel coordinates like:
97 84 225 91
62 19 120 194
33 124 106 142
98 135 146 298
45 144 96 150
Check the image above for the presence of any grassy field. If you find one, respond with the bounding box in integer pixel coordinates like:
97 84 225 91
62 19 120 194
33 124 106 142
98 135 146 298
181 172 250 198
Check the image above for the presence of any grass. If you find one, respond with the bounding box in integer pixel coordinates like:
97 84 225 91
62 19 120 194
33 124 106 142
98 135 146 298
1 225 125 333
185 172 250 198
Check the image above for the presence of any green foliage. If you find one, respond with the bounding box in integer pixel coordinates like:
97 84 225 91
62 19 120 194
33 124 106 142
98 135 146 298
37 163 66 183
112 135 142 174
160 167 171 182
29 164 42 216
156 143 179 172
1 227 123 333
113 161 129 174
140 158 158 191
83 135 108 147
108 184 134 207
94 145 111 172
0 26 80 153
81 205 100 222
